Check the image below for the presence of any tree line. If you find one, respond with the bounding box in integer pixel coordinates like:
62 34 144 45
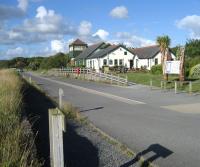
0 52 71 70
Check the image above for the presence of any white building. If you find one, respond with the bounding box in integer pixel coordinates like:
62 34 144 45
86 45 135 71
130 45 176 70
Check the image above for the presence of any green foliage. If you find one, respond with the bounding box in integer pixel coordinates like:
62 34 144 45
185 57 200 76
156 35 171 51
40 52 70 69
0 52 71 70
0 70 42 167
190 64 200 78
150 64 163 74
185 39 200 58
171 45 182 59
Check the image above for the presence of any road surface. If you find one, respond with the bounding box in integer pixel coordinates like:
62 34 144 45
25 72 200 167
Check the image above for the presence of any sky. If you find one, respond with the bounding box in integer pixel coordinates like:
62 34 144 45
0 0 200 59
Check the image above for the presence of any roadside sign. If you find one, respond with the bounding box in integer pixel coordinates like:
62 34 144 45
165 61 180 74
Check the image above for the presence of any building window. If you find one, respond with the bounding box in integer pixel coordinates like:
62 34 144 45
90 60 92 67
114 59 118 66
124 51 127 55
109 60 113 65
155 58 158 65
103 59 107 66
119 59 123 66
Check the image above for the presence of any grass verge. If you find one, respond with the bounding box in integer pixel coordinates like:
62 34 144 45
0 70 42 167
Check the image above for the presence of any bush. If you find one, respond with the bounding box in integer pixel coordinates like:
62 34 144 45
190 64 200 78
150 64 162 74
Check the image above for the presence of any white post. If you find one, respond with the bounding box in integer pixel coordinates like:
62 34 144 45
150 80 153 90
189 81 192 94
175 81 177 94
59 88 64 109
118 74 120 86
49 109 65 167
111 73 113 84
126 74 128 86
161 81 163 89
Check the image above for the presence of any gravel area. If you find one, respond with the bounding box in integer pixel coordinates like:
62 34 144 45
64 120 140 167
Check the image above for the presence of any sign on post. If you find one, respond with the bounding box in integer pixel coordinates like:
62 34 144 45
59 88 64 109
164 61 180 74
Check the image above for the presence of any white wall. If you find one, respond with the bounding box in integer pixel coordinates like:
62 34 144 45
133 52 176 70
86 46 135 71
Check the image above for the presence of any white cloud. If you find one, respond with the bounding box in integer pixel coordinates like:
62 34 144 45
176 15 200 38
110 6 128 19
6 47 24 57
78 21 92 36
51 40 67 53
111 32 155 47
17 0 28 12
93 29 109 40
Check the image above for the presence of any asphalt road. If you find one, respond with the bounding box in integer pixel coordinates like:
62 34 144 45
25 72 200 167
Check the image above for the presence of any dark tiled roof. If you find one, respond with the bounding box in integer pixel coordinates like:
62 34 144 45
75 42 105 59
88 45 120 59
70 39 87 46
131 45 160 59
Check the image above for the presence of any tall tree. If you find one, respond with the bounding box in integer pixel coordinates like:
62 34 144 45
156 35 171 80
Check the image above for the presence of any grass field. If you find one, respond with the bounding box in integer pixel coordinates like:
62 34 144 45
0 70 41 167
120 72 200 93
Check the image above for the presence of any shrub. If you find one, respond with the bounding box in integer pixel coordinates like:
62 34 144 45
150 64 163 74
190 64 200 78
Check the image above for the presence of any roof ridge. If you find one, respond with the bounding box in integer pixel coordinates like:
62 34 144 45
134 45 159 50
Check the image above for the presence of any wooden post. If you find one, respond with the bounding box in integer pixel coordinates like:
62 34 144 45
118 74 120 86
126 74 128 86
59 88 64 109
150 80 153 90
175 81 177 94
189 81 192 94
49 109 65 167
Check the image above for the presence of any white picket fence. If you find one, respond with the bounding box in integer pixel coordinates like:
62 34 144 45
58 68 135 86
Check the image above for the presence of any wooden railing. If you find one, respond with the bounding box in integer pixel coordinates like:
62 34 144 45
58 68 135 86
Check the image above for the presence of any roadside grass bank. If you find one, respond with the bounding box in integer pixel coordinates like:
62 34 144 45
0 70 41 167
120 72 200 93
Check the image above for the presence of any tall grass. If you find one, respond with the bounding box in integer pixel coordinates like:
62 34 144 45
0 70 41 167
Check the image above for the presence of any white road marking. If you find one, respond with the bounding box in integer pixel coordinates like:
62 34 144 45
30 73 146 105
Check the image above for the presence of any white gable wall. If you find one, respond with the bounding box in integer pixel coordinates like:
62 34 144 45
86 46 134 71
133 52 176 70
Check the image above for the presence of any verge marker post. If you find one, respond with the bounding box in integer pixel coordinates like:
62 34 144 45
118 74 120 86
111 73 113 84
161 81 163 89
126 74 128 86
189 81 192 95
150 79 153 90
175 81 177 94
59 88 64 109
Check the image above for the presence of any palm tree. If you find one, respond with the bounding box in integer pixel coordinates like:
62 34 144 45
156 35 171 80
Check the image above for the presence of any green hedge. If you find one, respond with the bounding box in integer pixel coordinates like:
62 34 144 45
150 64 163 74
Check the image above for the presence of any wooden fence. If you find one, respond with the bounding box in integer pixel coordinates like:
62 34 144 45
58 68 135 86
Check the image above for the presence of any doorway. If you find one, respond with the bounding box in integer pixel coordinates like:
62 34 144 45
129 60 133 69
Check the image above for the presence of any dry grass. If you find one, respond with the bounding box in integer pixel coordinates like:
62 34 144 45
0 70 42 167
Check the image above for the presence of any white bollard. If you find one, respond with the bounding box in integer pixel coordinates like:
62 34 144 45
150 80 153 90
59 88 64 109
175 81 177 94
189 81 192 94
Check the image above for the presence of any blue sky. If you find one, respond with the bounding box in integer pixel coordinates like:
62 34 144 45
0 0 200 59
